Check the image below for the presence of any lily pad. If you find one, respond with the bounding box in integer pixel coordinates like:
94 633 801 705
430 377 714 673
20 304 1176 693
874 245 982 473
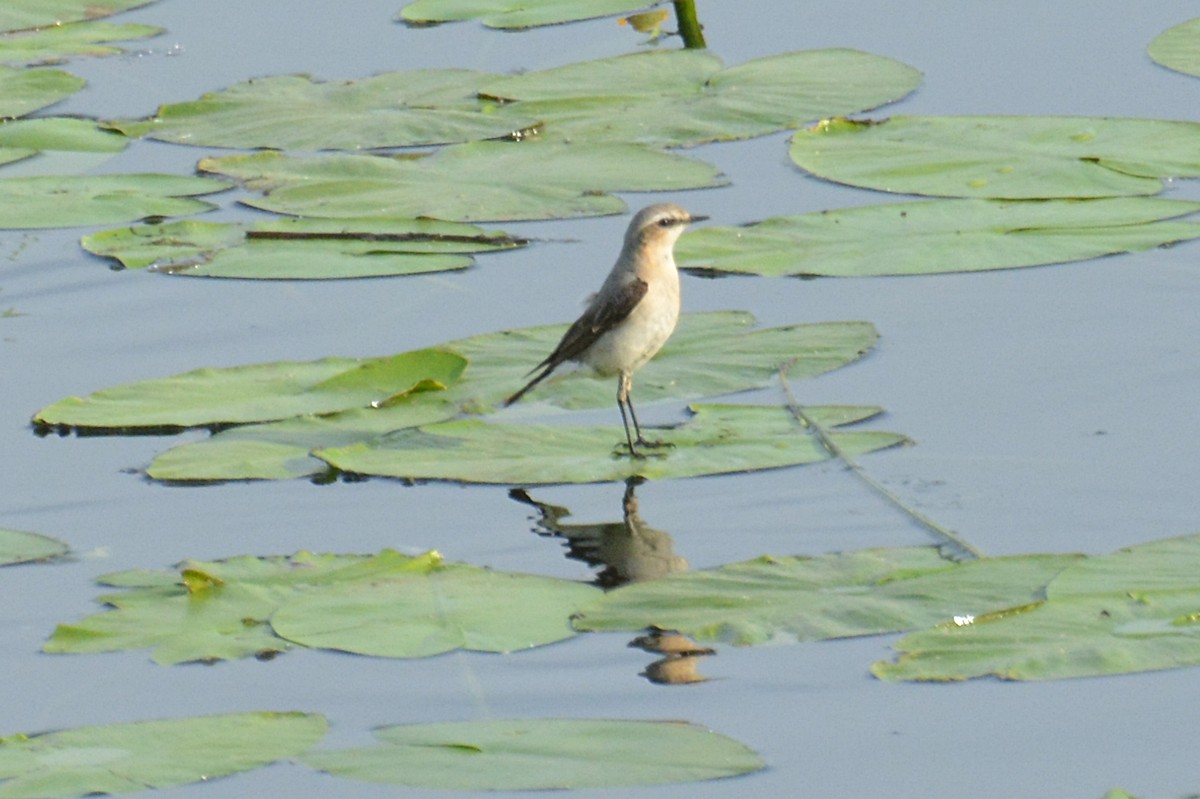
317 403 908 485
0 528 67 565
789 115 1200 198
574 547 1079 644
271 562 598 656
398 0 663 29
45 550 595 663
304 719 763 790
0 22 161 66
0 65 84 118
675 198 1200 277
0 117 128 170
34 348 466 430
199 142 725 221
874 533 1200 681
0 711 326 799
109 71 537 150
1148 17 1200 78
481 49 922 147
0 1 158 33
81 217 523 279
0 174 228 229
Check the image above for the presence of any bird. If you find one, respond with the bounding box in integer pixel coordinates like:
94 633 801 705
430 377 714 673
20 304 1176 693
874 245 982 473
503 203 707 458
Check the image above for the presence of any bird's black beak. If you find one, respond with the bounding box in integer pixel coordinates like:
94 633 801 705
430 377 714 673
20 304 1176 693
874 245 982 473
687 214 710 224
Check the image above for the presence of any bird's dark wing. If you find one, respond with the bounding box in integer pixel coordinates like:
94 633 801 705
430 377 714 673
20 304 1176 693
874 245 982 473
503 278 647 407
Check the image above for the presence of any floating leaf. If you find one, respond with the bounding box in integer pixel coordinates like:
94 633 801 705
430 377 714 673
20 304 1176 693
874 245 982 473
0 174 228 229
108 71 536 150
0 65 84 118
676 198 1200 277
46 550 594 663
199 142 725 221
302 719 764 790
398 0 662 29
271 562 598 656
1148 17 1200 78
574 548 1078 644
874 533 1200 681
0 22 161 66
81 217 522 279
789 115 1200 198
34 348 466 430
479 49 922 147
317 403 907 485
443 311 878 412
0 711 326 799
0 1 158 33
0 528 67 565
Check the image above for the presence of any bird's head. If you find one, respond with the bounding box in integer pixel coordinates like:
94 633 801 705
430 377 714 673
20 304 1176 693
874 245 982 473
624 203 708 250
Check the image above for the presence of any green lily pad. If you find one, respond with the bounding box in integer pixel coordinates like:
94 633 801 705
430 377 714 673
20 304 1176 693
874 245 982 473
108 70 536 150
0 528 67 565
34 348 466 430
198 142 725 221
271 562 598 656
0 65 84 118
317 403 908 485
675 198 1200 277
0 711 326 799
0 174 228 229
302 718 764 790
81 217 523 279
574 547 1079 644
0 22 161 66
445 311 878 412
46 550 595 663
0 1 158 33
0 117 128 170
479 49 921 147
789 115 1200 198
398 0 662 28
1148 17 1200 78
874 533 1200 681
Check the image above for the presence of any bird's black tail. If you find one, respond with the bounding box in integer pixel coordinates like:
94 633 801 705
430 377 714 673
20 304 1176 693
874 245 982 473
503 363 555 407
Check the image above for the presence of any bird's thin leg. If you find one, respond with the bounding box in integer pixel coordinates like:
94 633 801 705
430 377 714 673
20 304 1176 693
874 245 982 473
616 376 643 458
622 374 672 450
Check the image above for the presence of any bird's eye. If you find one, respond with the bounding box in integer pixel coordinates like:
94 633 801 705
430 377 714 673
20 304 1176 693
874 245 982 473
657 218 674 228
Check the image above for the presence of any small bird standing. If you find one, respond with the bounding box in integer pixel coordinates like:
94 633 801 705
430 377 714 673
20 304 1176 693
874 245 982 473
504 203 707 457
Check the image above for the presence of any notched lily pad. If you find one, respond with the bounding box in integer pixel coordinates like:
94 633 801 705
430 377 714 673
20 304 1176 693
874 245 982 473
874 533 1200 682
81 217 524 279
790 115 1200 198
316 403 909 485
45 549 596 664
198 142 726 221
0 711 327 799
302 718 764 790
0 174 228 230
479 48 923 147
574 547 1079 644
0 528 68 565
676 198 1200 277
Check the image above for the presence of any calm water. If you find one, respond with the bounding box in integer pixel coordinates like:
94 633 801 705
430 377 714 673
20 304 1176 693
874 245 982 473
4 1 1200 797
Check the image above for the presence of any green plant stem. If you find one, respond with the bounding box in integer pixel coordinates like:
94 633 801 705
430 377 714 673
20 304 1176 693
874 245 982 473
673 0 706 49
778 365 985 562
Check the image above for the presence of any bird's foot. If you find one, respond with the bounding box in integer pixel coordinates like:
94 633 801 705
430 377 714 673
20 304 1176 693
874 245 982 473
635 437 674 450
615 441 670 460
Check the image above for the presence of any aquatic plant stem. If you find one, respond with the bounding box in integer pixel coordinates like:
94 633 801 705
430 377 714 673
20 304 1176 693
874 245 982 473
673 0 706 49
778 364 985 562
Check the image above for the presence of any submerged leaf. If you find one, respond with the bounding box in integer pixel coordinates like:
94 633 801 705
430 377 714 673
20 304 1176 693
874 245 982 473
199 142 725 221
575 548 1078 644
82 217 522 279
316 403 908 485
0 528 67 565
0 711 326 799
303 718 764 789
676 198 1200 277
0 174 227 229
790 115 1200 198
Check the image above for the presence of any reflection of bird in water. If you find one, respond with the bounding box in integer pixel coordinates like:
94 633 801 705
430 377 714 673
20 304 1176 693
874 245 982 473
510 477 687 588
503 204 707 457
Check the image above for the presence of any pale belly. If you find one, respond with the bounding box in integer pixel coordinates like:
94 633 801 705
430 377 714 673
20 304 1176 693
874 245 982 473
579 290 680 376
